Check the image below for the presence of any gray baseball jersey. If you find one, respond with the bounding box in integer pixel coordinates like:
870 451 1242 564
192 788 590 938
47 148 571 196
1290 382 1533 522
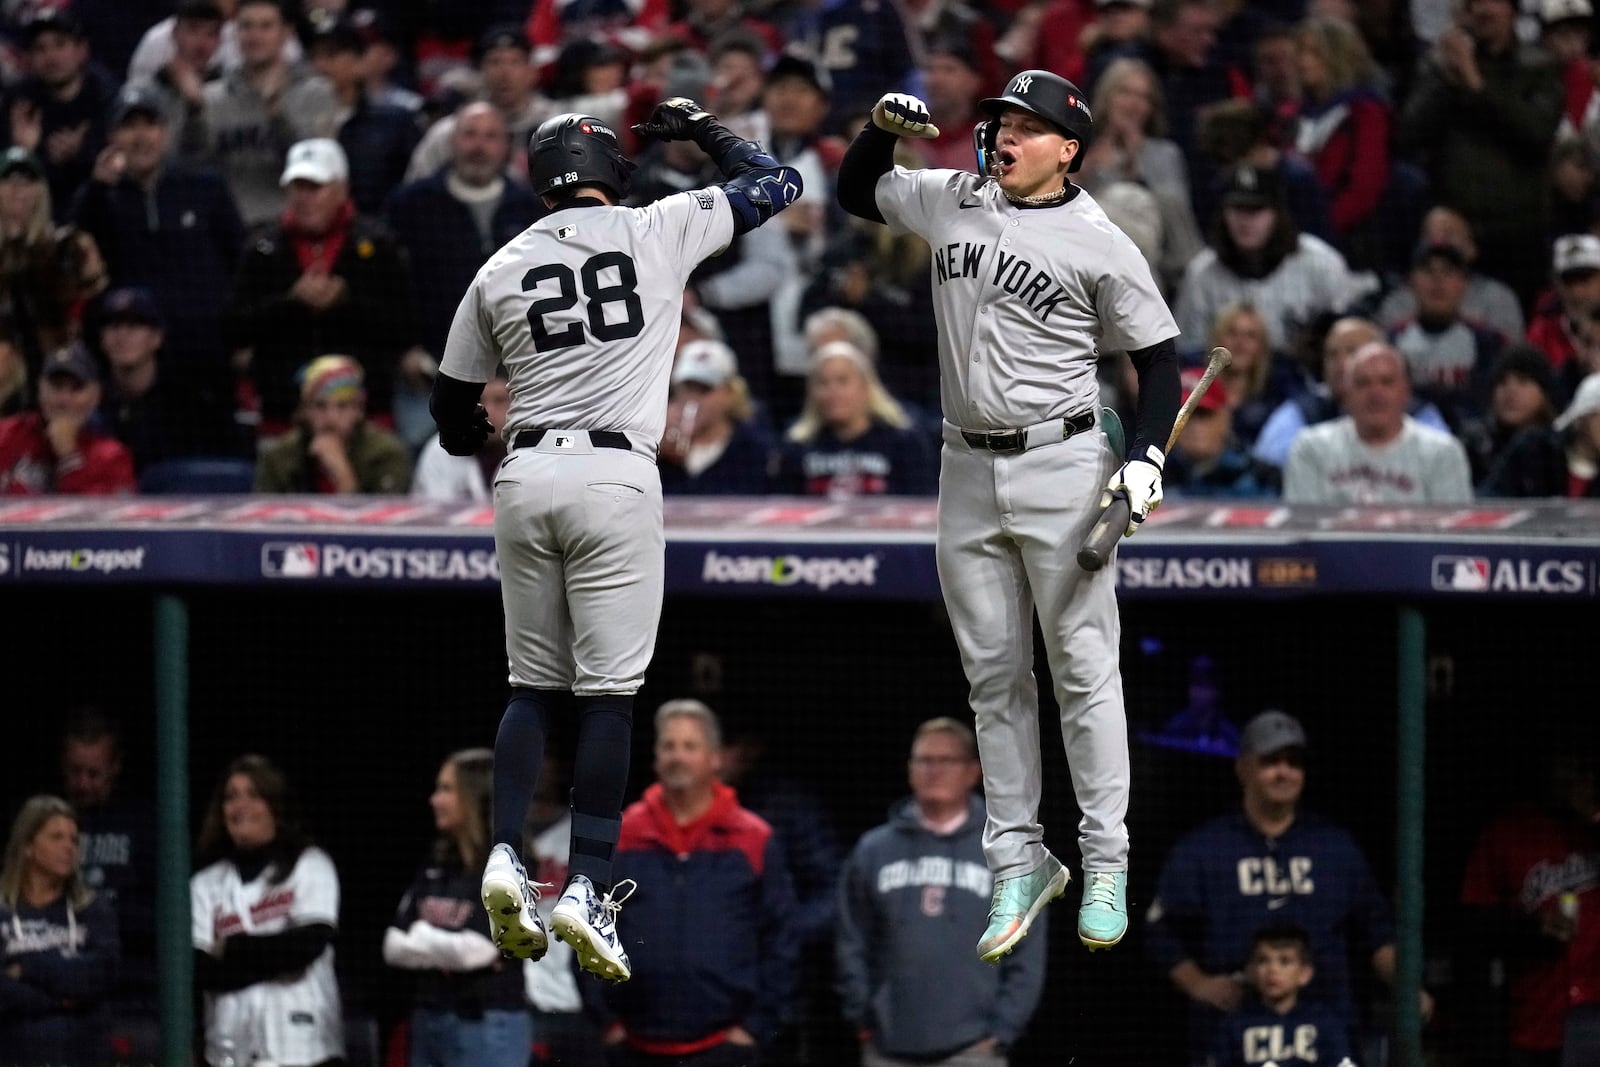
1284 415 1474 504
873 168 1176 429
440 189 736 446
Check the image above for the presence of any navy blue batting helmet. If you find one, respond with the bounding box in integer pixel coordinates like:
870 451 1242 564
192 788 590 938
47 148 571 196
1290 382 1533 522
974 69 1094 174
528 113 637 199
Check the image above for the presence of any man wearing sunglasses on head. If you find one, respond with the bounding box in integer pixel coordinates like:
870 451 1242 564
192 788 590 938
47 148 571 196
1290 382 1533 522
1145 709 1432 1066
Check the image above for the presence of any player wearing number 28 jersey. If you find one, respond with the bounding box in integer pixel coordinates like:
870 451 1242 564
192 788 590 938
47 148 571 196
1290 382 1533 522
429 102 800 982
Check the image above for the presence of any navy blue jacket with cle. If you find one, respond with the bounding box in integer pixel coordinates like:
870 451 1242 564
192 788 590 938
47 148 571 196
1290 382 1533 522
1146 811 1395 1055
0 891 120 1066
837 795 1047 1058
1213 996 1354 1067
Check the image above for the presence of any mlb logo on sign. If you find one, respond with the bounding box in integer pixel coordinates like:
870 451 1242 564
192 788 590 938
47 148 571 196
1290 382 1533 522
262 543 319 578
1431 555 1489 592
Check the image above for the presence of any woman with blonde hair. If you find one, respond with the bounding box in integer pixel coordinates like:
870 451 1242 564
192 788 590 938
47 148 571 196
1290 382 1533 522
385 749 529 1067
658 339 776 494
1204 302 1304 448
1077 57 1204 292
0 148 106 373
0 795 119 1067
1293 16 1391 257
777 341 936 496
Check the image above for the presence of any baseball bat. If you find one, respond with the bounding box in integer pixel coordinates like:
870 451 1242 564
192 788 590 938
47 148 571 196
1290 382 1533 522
1075 346 1233 572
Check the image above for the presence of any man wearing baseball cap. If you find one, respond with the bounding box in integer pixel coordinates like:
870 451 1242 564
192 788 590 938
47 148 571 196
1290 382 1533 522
1147 709 1430 1066
1163 366 1281 496
0 343 135 494
254 354 410 493
657 339 775 494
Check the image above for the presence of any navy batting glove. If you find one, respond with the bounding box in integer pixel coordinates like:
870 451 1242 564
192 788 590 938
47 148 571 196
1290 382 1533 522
438 405 493 456
631 97 714 142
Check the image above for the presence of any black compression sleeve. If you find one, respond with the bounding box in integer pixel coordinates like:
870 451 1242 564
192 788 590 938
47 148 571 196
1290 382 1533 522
1127 337 1181 459
694 120 763 177
195 924 336 993
429 371 485 431
837 125 897 223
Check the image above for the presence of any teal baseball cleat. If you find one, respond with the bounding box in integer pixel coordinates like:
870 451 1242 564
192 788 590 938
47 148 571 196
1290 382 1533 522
976 852 1070 962
1078 870 1128 950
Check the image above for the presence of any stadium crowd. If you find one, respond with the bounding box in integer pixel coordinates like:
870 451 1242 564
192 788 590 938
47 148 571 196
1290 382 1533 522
0 0 1593 502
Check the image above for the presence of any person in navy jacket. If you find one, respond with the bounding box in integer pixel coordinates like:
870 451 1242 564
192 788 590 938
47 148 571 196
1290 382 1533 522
1146 710 1430 1065
0 795 121 1067
1212 922 1355 1067
591 699 798 1065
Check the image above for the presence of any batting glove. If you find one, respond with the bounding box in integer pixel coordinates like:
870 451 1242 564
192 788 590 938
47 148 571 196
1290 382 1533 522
1101 446 1165 537
438 404 494 456
871 93 940 139
631 97 714 142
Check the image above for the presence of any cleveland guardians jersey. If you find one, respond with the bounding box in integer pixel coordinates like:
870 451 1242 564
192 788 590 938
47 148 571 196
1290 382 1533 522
873 168 1177 429
440 188 737 445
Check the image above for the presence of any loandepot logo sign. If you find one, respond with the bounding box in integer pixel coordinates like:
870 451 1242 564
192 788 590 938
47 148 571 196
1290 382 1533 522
701 550 879 592
21 545 146 574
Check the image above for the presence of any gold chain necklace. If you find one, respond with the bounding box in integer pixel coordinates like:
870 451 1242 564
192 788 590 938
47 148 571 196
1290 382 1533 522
1003 185 1068 207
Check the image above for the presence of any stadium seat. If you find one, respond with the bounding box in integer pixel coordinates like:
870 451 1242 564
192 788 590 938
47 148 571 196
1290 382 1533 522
138 458 257 495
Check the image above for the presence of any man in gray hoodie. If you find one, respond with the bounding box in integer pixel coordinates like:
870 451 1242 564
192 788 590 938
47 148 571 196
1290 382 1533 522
837 718 1048 1067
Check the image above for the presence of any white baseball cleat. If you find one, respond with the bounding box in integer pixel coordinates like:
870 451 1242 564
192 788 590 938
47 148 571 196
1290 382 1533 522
551 874 637 982
481 843 549 961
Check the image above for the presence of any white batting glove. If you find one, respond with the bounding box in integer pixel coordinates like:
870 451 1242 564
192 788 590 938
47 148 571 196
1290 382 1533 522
872 93 941 139
1101 447 1165 537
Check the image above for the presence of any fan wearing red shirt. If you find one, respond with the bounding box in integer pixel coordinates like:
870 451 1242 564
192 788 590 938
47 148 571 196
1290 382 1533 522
1461 745 1600 1064
0 344 134 494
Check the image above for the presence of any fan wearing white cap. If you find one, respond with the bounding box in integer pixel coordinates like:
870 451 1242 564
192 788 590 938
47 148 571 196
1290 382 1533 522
658 339 776 494
1483 370 1600 496
226 136 416 432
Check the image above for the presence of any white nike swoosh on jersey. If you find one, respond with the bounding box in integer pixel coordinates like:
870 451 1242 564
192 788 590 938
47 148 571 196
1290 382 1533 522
1267 897 1289 910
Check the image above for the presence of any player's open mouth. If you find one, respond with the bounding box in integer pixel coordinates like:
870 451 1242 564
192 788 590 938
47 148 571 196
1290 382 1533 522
996 150 1016 174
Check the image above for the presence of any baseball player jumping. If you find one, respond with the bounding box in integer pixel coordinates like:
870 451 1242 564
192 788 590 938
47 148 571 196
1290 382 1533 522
838 71 1181 957
430 103 801 981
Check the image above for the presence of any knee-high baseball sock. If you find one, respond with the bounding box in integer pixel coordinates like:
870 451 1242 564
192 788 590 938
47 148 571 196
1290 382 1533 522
492 688 557 851
569 695 633 892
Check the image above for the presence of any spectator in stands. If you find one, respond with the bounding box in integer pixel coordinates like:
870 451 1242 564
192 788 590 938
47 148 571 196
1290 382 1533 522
228 137 415 430
659 340 776 495
778 0 919 128
191 754 344 1067
1527 233 1600 377
308 17 418 215
1550 136 1600 244
1546 0 1595 147
1398 0 1564 307
1483 370 1600 496
255 353 410 492
1390 240 1508 424
0 146 107 375
1251 23 1300 122
837 716 1047 1067
775 340 935 496
902 0 1004 95
1292 15 1392 268
536 38 631 135
1460 344 1561 485
1137 0 1240 173
761 52 839 268
666 0 783 61
74 84 245 384
907 35 991 174
1459 735 1600 1066
386 103 540 360
524 0 668 73
1147 710 1425 1066
0 795 120 1067
407 25 545 184
1194 98 1333 243
4 10 118 225
593 699 799 1062
1377 206 1526 342
1201 302 1302 449
349 8 420 114
191 0 339 224
1285 341 1474 503
0 325 25 415
126 0 226 153
57 708 157 1063
1253 315 1455 470
1176 163 1365 354
411 366 510 502
0 344 135 495
97 286 237 474
1165 366 1282 497
1211 923 1354 1067
1022 0 1102 89
1077 56 1205 295
384 748 529 1067
128 0 306 87
709 30 773 144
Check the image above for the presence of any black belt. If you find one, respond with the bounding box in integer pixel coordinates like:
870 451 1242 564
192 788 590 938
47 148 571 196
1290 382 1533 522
513 429 631 451
960 410 1096 453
